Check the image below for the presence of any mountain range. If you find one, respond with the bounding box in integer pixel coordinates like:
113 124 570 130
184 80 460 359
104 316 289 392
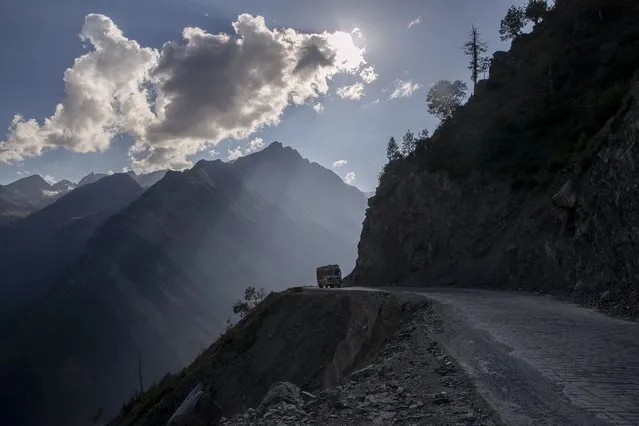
0 174 144 310
0 170 167 228
0 142 367 426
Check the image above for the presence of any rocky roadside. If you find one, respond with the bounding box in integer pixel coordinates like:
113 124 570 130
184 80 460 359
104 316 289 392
220 307 499 426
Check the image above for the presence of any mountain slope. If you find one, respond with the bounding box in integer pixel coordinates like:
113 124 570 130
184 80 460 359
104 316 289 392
52 180 76 192
227 142 367 271
77 172 107 187
5 143 366 426
0 174 144 310
127 170 167 189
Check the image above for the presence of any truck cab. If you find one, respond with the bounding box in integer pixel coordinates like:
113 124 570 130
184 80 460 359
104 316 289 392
316 264 342 288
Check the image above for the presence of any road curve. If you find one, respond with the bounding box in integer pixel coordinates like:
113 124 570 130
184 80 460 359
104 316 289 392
350 287 639 425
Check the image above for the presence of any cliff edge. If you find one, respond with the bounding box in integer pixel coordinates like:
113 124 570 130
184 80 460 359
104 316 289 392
107 289 497 426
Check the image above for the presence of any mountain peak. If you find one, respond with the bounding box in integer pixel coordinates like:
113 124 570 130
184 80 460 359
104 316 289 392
52 180 76 192
7 174 53 191
247 141 304 165
265 140 283 149
78 172 107 187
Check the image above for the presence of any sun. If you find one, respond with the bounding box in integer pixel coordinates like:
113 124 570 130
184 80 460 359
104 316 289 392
325 29 367 72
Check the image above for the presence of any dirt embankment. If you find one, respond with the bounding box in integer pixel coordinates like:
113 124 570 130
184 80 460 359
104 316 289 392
108 289 423 425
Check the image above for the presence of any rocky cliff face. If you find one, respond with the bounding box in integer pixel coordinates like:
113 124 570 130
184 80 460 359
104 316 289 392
351 0 639 319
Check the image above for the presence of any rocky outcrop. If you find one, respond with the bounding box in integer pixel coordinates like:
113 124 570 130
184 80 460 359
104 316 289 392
351 0 639 319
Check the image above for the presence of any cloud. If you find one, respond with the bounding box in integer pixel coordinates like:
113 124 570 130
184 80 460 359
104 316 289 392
312 103 325 114
389 79 422 99
209 149 219 157
43 175 57 184
0 14 158 164
227 136 266 160
407 16 422 29
228 146 243 161
332 159 348 168
343 171 356 185
247 137 265 152
336 82 365 100
0 14 373 172
359 66 378 84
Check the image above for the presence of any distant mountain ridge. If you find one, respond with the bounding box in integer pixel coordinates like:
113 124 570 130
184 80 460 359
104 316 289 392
1 142 367 426
0 173 144 310
78 170 167 189
0 175 74 226
0 170 167 227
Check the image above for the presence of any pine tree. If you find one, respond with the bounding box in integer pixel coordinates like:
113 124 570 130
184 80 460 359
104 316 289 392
401 130 416 156
386 137 401 161
499 6 526 41
463 25 489 89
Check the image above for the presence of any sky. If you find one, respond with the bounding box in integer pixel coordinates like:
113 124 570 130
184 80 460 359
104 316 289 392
0 0 524 192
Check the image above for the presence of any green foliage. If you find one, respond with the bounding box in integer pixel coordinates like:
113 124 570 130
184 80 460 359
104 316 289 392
525 0 549 24
463 25 489 87
386 137 401 161
426 80 468 121
499 6 526 41
401 130 416 156
233 286 266 318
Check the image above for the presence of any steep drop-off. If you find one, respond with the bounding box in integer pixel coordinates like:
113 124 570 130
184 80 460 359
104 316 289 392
351 0 639 318
108 290 422 426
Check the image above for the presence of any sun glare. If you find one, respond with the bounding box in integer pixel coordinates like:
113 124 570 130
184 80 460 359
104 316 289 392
325 29 367 72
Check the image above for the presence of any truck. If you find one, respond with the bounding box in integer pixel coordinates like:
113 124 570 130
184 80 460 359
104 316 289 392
316 264 342 288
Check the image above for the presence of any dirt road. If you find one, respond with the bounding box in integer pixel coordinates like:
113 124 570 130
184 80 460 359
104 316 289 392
351 287 639 425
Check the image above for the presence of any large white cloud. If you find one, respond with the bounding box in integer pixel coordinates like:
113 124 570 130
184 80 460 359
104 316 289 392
0 14 158 163
0 14 374 172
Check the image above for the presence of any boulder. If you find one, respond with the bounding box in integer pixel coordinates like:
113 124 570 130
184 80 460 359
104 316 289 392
257 382 303 414
167 383 222 426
